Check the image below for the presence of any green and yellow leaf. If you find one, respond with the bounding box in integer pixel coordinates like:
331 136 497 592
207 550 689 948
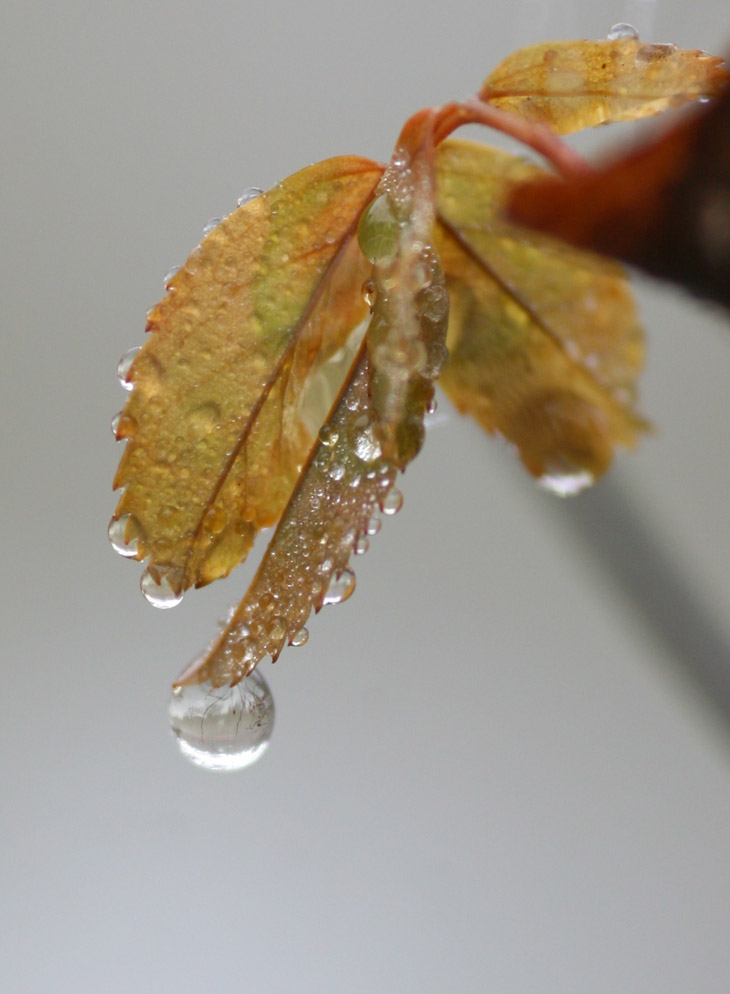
111 156 382 594
434 139 646 488
178 145 451 687
479 36 728 133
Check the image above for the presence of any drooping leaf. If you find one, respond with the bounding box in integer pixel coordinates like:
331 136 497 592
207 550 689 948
507 84 730 310
479 35 728 133
178 140 451 688
111 157 383 595
360 110 451 467
434 139 646 489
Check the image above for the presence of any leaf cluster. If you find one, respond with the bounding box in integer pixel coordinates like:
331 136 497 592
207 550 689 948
110 31 728 687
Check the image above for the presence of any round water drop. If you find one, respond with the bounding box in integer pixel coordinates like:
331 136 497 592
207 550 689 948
117 346 140 390
110 411 122 437
362 278 376 310
538 468 594 498
290 627 309 647
169 671 274 772
366 515 381 536
357 194 399 264
237 187 264 206
140 566 185 609
606 23 639 40
163 266 180 287
322 567 356 606
380 487 403 516
328 462 346 482
318 424 339 448
203 217 223 236
354 535 369 556
108 514 139 558
354 426 382 463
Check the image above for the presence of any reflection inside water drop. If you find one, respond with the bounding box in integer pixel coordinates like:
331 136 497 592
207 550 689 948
606 22 639 40
538 468 594 498
237 187 264 206
140 566 184 608
169 671 274 772
117 347 140 390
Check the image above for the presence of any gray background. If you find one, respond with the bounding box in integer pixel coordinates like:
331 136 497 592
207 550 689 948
3 0 730 991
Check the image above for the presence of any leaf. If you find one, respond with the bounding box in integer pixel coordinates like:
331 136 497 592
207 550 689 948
111 156 383 595
506 84 730 310
479 35 728 133
434 139 646 489
177 141 451 687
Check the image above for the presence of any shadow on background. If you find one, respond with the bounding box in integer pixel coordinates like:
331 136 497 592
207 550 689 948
551 475 730 741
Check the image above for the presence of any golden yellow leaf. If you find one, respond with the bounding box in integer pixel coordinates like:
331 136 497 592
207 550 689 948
111 157 382 596
479 35 728 133
434 139 646 490
176 342 398 687
178 141 451 688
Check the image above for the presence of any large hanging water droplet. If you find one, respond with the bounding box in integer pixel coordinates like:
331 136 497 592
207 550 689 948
606 22 639 40
140 566 185 609
354 535 369 556
322 567 356 606
108 514 140 558
169 672 274 772
117 347 140 391
237 187 264 207
538 467 594 498
290 627 309 647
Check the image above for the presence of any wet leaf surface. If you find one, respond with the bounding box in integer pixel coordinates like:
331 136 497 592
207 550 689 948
111 157 382 593
480 36 728 133
435 139 646 487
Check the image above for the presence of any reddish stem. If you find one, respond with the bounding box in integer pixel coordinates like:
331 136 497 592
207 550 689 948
397 97 593 180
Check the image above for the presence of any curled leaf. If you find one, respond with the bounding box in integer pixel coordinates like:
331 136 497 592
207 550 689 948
479 36 728 133
176 341 398 687
179 138 451 688
360 114 451 467
434 139 646 489
507 84 730 310
111 157 382 593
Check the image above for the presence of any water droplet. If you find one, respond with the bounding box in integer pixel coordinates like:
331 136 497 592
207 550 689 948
538 468 594 498
328 462 346 482
427 396 438 415
380 488 403 516
108 514 140 558
354 535 369 555
117 347 141 390
140 566 185 609
110 411 122 436
322 567 356 606
318 424 339 447
268 616 288 642
203 506 227 536
163 266 180 287
237 187 264 207
290 627 309 647
361 278 376 310
366 516 381 536
606 22 639 40
169 672 274 772
354 426 382 463
203 217 223 236
357 194 399 263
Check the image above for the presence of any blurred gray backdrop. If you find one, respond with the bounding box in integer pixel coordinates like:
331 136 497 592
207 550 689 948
3 0 730 991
